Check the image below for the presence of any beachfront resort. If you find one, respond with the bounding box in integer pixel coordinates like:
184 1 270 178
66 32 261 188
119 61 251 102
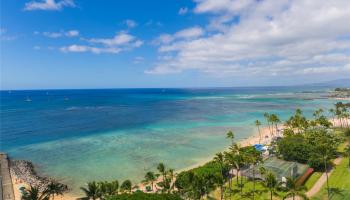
3 100 350 200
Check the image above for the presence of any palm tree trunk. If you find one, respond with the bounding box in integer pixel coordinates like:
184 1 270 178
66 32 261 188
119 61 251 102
220 185 223 200
240 174 243 198
339 116 343 127
229 168 233 199
253 166 255 200
270 189 273 200
258 126 261 144
275 124 278 136
220 166 224 200
324 157 330 200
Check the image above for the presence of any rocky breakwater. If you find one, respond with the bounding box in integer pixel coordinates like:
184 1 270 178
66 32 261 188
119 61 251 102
10 160 68 192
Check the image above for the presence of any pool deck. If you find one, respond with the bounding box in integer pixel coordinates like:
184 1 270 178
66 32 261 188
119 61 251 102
0 153 15 200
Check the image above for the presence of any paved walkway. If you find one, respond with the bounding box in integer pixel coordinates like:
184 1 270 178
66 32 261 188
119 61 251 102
0 153 15 200
305 157 343 198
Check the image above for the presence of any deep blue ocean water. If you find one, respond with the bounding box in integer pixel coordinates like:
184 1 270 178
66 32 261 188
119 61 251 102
0 86 344 194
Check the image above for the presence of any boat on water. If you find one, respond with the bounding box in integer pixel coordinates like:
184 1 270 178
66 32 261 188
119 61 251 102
25 96 32 102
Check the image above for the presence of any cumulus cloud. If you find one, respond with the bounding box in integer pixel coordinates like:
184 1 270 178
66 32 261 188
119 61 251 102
178 7 189 15
24 0 75 11
61 32 143 54
148 0 350 80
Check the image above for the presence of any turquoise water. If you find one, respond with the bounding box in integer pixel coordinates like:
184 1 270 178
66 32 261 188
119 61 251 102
0 87 345 194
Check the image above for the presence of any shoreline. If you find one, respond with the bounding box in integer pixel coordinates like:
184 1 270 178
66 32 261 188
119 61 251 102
10 117 348 200
10 125 276 200
133 125 277 194
177 126 276 172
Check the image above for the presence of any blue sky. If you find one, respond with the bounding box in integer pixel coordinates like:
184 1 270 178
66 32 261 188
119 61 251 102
1 0 350 89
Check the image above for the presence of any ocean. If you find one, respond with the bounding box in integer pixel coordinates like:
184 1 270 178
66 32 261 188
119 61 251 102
0 86 344 194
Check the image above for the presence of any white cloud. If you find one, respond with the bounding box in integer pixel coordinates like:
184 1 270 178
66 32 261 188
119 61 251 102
88 32 143 48
175 27 204 39
89 32 134 46
41 30 79 38
154 27 205 45
124 19 137 28
60 45 121 54
297 64 350 75
43 32 62 38
194 0 255 14
61 32 143 54
133 56 144 64
66 30 79 37
178 7 189 15
145 20 163 27
0 29 17 41
24 0 75 11
148 0 350 80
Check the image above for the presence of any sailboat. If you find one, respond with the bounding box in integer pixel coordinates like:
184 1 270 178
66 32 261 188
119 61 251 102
25 96 32 102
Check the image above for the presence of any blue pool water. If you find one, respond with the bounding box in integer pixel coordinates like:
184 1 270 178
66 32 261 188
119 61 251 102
0 86 344 193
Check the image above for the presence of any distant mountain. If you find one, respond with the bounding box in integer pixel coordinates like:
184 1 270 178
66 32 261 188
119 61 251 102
306 78 350 87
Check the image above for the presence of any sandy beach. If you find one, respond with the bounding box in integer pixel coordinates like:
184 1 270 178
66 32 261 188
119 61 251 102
10 118 349 200
126 126 279 195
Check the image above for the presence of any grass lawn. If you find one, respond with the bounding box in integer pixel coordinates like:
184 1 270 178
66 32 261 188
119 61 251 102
210 177 288 200
304 172 322 190
312 158 350 200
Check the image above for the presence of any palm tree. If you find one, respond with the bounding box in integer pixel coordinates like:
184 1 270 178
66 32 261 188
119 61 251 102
144 171 157 191
283 177 308 200
157 163 166 182
255 120 262 144
22 186 49 200
270 114 281 136
226 131 235 146
224 151 237 199
98 180 119 197
167 168 176 192
226 144 242 188
79 181 100 200
263 171 279 200
214 152 225 200
244 147 262 200
235 148 247 198
264 113 273 136
45 181 67 200
120 180 132 193
329 108 336 125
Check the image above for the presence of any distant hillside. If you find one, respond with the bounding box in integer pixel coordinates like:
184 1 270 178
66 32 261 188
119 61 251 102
306 78 350 87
